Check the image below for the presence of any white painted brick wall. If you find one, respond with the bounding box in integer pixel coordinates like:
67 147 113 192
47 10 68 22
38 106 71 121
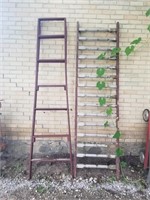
1 0 150 146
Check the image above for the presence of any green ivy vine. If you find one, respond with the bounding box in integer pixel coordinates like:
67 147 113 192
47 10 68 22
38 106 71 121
96 61 123 157
96 8 150 158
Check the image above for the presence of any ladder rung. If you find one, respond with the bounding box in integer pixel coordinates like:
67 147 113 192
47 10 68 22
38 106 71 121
77 153 116 158
78 74 116 79
34 134 69 138
31 158 70 162
79 55 116 60
77 164 116 169
38 59 65 63
78 122 115 127
79 28 116 33
77 143 107 148
78 113 105 117
38 84 66 89
79 46 112 51
78 94 116 98
78 103 117 108
78 83 116 89
78 133 113 138
78 64 116 69
35 108 67 111
39 18 65 21
39 35 65 39
79 37 116 42
78 113 116 117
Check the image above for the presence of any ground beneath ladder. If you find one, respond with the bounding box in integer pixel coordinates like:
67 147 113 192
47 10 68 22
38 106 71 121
0 156 150 200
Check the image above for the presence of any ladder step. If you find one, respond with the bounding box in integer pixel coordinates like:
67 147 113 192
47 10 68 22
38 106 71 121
78 83 116 89
37 84 66 89
78 122 115 127
78 113 116 117
79 46 112 51
79 28 116 33
39 34 65 39
77 143 107 148
78 74 116 79
79 55 116 60
78 94 116 98
35 108 67 111
31 158 70 162
78 103 117 108
78 64 116 69
79 37 116 42
77 164 116 169
77 153 116 158
39 18 65 21
38 59 65 63
78 133 113 138
33 134 69 138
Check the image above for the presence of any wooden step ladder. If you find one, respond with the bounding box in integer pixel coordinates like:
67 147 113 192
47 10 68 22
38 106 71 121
74 22 120 178
29 18 73 179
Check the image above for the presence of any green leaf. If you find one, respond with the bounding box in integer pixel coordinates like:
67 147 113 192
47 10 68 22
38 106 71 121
111 47 121 57
96 81 105 90
104 121 109 127
99 97 106 106
97 52 106 60
145 8 150 17
120 161 127 169
106 106 113 116
130 37 141 45
113 130 121 139
125 45 135 56
115 147 124 157
96 68 105 77
147 24 150 32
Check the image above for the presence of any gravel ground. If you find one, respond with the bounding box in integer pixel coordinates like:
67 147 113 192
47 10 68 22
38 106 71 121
0 176 150 200
0 157 150 200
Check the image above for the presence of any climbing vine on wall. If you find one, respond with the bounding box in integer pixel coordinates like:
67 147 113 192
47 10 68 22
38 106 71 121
96 8 150 158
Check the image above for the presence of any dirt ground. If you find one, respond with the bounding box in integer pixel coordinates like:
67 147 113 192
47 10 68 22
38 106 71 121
0 155 150 200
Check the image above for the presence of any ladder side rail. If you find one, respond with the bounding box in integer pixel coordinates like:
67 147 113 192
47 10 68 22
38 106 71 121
29 19 41 179
64 19 73 176
74 21 79 177
116 21 120 180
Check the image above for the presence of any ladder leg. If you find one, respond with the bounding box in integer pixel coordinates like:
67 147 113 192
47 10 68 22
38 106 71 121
29 108 37 179
64 19 73 177
66 91 73 177
29 140 34 179
116 22 120 180
74 21 79 178
68 135 73 177
29 19 40 179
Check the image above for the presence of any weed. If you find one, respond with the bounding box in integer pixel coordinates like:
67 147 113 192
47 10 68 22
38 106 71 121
36 185 47 194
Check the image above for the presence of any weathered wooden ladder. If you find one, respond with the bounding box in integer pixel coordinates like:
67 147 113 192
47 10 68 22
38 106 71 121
29 18 73 179
74 22 120 178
